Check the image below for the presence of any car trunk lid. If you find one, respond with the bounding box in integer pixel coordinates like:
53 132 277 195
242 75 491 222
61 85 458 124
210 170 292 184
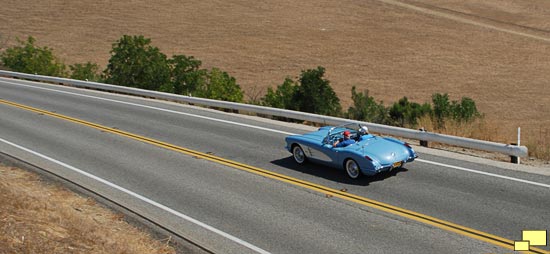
359 137 409 165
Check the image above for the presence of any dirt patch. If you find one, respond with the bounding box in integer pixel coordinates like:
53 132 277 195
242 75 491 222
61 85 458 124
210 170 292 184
0 165 176 254
1 0 549 142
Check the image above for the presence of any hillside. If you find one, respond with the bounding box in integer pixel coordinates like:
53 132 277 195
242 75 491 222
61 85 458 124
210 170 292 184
1 0 550 145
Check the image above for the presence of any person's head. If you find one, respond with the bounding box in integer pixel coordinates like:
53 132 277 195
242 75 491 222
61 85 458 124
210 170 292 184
343 130 351 139
360 126 369 135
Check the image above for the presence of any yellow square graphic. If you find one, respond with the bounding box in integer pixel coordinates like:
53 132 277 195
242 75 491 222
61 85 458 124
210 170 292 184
522 230 547 246
514 241 530 251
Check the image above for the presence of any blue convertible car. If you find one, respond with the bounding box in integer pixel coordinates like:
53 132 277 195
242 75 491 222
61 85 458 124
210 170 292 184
285 123 417 179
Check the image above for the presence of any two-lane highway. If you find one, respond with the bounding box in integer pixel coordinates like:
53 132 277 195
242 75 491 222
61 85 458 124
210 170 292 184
1 77 549 253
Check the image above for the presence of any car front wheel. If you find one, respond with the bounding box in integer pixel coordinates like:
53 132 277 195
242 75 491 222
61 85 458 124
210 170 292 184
345 159 361 179
292 145 307 165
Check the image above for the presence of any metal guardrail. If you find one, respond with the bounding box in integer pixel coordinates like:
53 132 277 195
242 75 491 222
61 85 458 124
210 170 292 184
0 70 528 158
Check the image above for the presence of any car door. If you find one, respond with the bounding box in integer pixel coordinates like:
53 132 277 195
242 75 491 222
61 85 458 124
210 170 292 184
328 145 346 167
305 134 340 166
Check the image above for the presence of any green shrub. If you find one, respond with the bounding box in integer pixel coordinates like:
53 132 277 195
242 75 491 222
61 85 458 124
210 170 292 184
169 54 206 95
261 67 342 116
194 68 243 102
104 35 171 91
1 36 66 76
347 86 389 124
389 97 432 127
432 93 451 128
450 97 481 122
69 62 101 82
431 93 481 128
261 77 298 110
293 66 342 116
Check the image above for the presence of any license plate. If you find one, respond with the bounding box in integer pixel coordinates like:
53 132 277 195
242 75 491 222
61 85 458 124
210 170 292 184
392 161 402 168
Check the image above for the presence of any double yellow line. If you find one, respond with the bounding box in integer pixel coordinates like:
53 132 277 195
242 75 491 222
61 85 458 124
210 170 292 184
1 99 547 254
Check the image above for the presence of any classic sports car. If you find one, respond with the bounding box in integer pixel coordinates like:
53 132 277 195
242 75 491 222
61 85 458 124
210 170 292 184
285 123 417 179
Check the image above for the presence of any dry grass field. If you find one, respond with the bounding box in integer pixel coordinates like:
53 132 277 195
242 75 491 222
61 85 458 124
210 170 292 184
0 165 176 253
1 0 549 156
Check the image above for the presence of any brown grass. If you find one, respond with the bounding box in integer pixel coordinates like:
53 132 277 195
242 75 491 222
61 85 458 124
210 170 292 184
415 115 502 142
414 115 550 161
0 165 176 254
1 0 549 159
525 127 550 161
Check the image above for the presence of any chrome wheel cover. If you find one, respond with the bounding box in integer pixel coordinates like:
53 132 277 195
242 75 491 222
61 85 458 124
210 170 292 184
346 160 360 179
293 146 305 164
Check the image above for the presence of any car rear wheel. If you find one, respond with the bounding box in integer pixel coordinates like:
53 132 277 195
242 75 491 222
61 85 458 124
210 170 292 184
292 145 307 165
345 159 361 179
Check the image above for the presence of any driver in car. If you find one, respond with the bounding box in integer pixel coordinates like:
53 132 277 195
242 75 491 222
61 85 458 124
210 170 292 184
333 130 356 147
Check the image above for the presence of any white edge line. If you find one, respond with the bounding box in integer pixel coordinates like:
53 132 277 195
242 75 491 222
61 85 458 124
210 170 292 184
417 158 550 189
0 137 271 254
2 79 549 190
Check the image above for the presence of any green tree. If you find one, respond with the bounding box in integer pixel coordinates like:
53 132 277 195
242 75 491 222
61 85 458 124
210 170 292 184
169 54 206 95
347 86 389 124
389 97 432 127
1 36 66 76
104 35 170 91
293 66 341 116
261 77 298 109
69 62 101 82
194 68 243 102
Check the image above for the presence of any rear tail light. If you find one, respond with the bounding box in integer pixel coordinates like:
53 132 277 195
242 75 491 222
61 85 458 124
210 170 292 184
364 155 373 161
404 143 411 148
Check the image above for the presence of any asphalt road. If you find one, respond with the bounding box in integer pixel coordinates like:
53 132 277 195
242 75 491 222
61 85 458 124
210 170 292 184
1 77 549 253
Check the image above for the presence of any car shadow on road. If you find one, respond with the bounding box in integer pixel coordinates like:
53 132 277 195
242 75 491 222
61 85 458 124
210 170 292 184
270 156 408 186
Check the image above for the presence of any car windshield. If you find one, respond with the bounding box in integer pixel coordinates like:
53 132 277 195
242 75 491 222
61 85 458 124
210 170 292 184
324 123 369 145
329 123 363 136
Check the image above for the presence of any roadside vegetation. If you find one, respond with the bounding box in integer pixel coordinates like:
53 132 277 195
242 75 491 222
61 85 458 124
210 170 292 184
0 165 175 254
1 35 548 161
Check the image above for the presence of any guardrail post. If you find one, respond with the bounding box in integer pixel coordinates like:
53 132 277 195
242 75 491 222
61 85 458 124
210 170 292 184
419 128 428 147
510 127 521 164
510 143 519 164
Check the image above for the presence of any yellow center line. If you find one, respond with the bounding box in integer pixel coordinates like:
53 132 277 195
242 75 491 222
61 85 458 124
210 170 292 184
2 99 547 254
